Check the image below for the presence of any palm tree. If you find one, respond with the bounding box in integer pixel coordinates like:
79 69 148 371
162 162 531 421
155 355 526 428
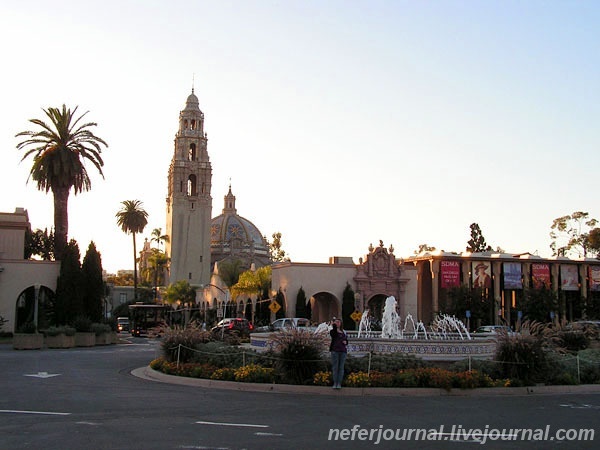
116 200 148 301
16 105 108 260
150 227 169 251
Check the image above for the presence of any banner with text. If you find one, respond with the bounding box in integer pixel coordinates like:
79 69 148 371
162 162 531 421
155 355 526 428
532 263 551 289
503 262 522 289
440 260 461 288
561 265 579 291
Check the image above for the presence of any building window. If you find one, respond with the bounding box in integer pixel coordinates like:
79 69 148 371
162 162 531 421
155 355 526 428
119 293 127 304
188 143 196 161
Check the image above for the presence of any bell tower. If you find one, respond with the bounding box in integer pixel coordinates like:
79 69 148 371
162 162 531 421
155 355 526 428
165 89 212 286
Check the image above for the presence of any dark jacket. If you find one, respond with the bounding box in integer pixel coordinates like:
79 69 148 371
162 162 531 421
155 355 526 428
329 324 348 353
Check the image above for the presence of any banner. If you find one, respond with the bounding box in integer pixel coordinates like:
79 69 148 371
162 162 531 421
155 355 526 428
472 261 492 289
503 262 522 289
590 266 600 292
560 265 579 291
440 260 460 288
531 263 550 289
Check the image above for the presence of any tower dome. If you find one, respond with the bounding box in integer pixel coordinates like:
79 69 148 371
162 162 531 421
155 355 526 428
210 186 270 269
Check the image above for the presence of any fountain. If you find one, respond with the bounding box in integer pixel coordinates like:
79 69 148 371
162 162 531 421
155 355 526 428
250 296 496 360
347 296 495 361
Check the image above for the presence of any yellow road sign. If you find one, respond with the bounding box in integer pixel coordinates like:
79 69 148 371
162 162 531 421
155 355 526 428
350 310 362 322
269 301 281 314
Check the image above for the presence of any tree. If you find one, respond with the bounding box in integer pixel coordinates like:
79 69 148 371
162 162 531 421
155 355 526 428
414 244 437 255
163 280 196 307
295 287 308 318
218 259 244 288
550 211 599 257
82 241 104 322
54 239 84 325
341 283 355 330
267 232 289 262
588 228 600 257
466 223 492 253
150 227 169 251
16 105 108 260
116 200 148 301
25 228 54 260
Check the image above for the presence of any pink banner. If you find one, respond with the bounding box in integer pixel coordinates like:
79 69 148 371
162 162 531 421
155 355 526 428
561 265 579 291
590 266 600 292
440 260 460 288
531 263 550 289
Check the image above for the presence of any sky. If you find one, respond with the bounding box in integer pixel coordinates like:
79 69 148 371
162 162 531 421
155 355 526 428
1 0 599 274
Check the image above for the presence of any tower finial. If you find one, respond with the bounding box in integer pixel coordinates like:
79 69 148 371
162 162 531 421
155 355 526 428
192 73 195 94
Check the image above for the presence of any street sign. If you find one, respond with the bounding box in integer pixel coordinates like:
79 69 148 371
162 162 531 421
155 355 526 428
269 301 281 314
217 308 223 318
350 310 362 322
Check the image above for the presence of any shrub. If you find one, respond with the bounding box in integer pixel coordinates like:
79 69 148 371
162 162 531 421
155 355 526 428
190 341 247 368
161 325 213 363
17 322 37 333
44 326 64 337
72 316 92 332
559 331 589 352
90 323 112 336
392 370 418 387
345 352 427 374
495 334 548 384
271 329 328 384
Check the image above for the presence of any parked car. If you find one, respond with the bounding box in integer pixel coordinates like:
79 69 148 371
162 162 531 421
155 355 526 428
473 325 513 337
269 317 312 331
211 318 254 337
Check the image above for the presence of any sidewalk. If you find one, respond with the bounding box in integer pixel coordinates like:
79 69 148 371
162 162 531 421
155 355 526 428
132 365 600 397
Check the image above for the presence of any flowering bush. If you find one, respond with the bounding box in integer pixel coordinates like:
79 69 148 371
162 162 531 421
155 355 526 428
210 367 236 381
367 371 394 387
345 371 370 387
234 364 275 383
313 371 332 386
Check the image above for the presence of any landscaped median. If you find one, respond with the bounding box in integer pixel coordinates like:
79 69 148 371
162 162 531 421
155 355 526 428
146 322 600 392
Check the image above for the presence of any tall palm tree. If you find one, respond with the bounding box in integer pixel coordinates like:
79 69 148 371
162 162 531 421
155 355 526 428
116 200 148 301
150 227 169 251
16 105 108 260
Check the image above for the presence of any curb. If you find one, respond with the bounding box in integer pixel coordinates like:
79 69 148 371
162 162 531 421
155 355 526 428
131 366 600 397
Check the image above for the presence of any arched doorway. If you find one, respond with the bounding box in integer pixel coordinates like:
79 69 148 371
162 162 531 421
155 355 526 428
366 294 389 329
15 285 55 331
311 292 339 324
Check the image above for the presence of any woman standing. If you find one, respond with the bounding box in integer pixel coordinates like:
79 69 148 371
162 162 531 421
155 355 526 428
329 318 348 389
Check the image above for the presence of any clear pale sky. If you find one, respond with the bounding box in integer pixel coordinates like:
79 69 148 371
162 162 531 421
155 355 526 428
1 1 599 274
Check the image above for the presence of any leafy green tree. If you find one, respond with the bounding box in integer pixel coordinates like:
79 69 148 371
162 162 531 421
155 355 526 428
82 241 104 322
442 286 492 329
55 239 84 325
163 280 196 307
588 228 600 256
466 223 492 253
116 200 148 301
267 232 289 262
16 105 108 260
217 259 244 288
550 211 599 257
519 287 558 322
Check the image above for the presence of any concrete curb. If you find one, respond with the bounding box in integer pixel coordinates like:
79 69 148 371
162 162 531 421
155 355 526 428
131 366 600 397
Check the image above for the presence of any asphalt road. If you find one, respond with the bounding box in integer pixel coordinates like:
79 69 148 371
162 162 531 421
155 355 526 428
0 337 598 450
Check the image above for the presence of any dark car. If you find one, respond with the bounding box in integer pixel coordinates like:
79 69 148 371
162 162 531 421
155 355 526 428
211 318 254 337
